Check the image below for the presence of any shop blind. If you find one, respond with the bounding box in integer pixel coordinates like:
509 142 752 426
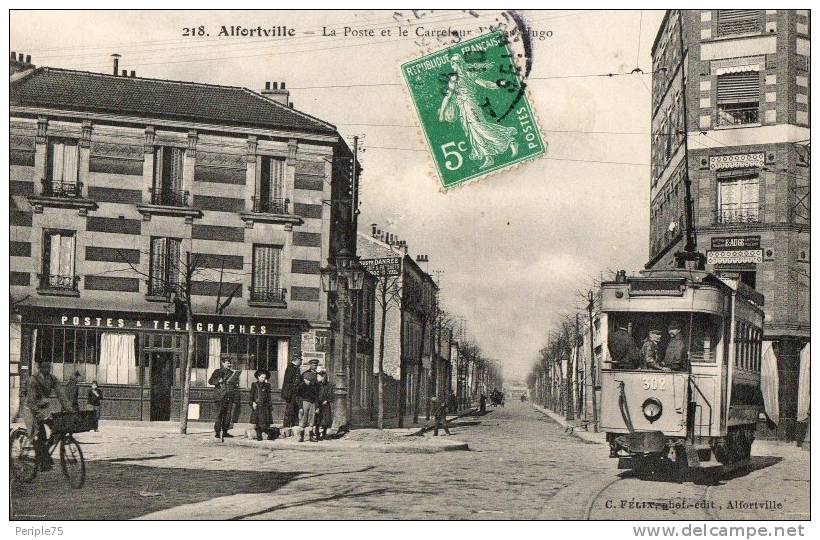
717 72 759 104
252 245 282 291
717 10 761 36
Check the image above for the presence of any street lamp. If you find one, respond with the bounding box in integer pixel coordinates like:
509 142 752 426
320 247 364 430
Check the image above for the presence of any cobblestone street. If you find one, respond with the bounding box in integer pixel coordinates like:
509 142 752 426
10 401 809 520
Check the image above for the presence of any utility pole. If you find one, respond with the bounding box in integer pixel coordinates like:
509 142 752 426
566 320 575 421
587 289 598 432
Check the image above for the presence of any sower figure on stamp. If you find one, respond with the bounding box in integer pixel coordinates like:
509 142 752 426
281 352 302 428
209 356 241 439
250 369 274 441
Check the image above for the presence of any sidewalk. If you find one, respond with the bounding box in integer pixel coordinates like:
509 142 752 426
531 403 606 445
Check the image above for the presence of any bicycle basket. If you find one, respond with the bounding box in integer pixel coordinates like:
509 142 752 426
52 411 98 434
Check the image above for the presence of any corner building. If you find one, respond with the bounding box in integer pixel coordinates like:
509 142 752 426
10 60 358 423
646 10 809 439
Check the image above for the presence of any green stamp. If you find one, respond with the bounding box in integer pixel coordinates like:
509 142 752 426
402 31 546 189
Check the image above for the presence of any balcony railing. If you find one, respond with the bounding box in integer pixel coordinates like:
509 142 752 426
716 105 760 127
149 188 189 207
252 197 288 214
38 273 80 291
43 181 82 198
250 286 287 304
718 204 761 224
147 279 179 298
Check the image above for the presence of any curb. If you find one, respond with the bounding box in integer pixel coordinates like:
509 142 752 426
531 404 606 445
207 433 469 453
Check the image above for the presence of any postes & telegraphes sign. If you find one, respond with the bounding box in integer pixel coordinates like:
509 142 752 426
360 257 402 277
52 315 272 335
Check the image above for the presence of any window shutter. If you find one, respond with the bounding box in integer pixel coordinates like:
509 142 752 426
51 142 65 182
153 146 164 191
253 245 281 291
169 148 185 192
167 238 181 288
63 144 79 184
150 237 166 292
270 158 284 201
717 10 761 36
717 72 759 103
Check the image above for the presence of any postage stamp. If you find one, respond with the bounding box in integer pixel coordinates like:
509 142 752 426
401 30 546 189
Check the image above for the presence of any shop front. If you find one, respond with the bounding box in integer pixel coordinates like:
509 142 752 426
18 308 310 422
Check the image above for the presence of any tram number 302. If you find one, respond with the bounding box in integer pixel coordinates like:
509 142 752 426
641 377 666 391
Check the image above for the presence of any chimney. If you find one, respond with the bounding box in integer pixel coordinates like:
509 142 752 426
10 51 35 76
371 224 378 236
111 53 121 76
121 69 127 77
261 80 290 106
130 70 136 78
615 270 627 283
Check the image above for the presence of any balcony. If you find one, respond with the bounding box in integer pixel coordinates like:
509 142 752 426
249 286 287 307
716 105 760 127
136 188 202 223
717 203 761 224
44 181 82 198
37 273 80 297
146 279 179 301
28 180 97 215
150 188 189 207
240 197 302 229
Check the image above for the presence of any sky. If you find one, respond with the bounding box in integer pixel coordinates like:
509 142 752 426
10 9 666 381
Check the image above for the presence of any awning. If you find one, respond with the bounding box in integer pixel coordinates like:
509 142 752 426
761 341 779 424
797 342 810 422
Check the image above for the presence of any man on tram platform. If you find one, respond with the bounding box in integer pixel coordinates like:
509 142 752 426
662 320 690 372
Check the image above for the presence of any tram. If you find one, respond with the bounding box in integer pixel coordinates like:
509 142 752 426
599 268 765 473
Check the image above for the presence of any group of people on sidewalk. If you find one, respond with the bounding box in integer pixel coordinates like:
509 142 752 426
208 352 334 442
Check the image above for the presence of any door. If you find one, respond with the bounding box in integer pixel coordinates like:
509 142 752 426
150 351 174 421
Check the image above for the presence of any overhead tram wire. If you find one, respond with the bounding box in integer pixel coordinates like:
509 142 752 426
362 145 649 166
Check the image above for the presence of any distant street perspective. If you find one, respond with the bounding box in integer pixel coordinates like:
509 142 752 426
11 400 809 520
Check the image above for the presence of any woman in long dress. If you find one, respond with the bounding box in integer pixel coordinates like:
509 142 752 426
437 54 518 169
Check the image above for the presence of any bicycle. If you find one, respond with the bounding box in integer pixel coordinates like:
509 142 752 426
10 410 95 489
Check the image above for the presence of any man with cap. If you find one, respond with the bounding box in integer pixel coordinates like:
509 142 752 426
639 328 664 370
208 356 241 439
663 320 690 371
250 368 273 440
23 359 77 471
315 367 334 440
297 358 320 442
281 352 302 428
608 322 640 369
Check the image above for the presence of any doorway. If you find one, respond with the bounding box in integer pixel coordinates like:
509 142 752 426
150 351 174 421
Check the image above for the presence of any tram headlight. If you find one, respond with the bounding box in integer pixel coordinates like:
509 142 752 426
642 397 663 423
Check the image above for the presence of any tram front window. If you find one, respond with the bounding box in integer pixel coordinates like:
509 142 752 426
607 313 721 371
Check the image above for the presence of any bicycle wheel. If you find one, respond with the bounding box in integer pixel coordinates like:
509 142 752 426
10 429 38 483
59 436 85 489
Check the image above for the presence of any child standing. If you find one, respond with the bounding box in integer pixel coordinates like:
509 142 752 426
87 381 103 431
315 368 334 441
250 369 273 440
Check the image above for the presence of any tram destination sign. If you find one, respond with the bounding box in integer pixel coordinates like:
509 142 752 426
359 257 402 277
711 236 761 250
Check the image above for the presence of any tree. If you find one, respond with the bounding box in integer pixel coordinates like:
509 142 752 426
372 272 401 430
117 249 239 434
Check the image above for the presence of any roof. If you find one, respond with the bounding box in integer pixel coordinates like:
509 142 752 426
10 67 337 136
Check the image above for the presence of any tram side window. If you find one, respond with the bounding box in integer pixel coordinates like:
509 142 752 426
734 322 762 371
607 312 720 370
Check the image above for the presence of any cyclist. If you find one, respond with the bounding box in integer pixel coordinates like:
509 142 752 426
22 359 77 471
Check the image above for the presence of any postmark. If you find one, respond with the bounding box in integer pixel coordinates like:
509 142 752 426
401 30 546 189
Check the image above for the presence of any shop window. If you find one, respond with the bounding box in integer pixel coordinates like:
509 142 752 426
254 156 287 213
717 172 759 223
716 10 762 37
251 244 284 303
152 146 186 206
46 139 80 197
41 230 77 292
149 237 181 297
716 71 760 126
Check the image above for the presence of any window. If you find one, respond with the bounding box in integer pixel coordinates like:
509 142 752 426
718 172 759 223
149 237 181 297
254 156 286 213
716 71 760 126
41 230 76 291
251 244 283 303
46 139 80 197
152 146 186 206
716 10 762 37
